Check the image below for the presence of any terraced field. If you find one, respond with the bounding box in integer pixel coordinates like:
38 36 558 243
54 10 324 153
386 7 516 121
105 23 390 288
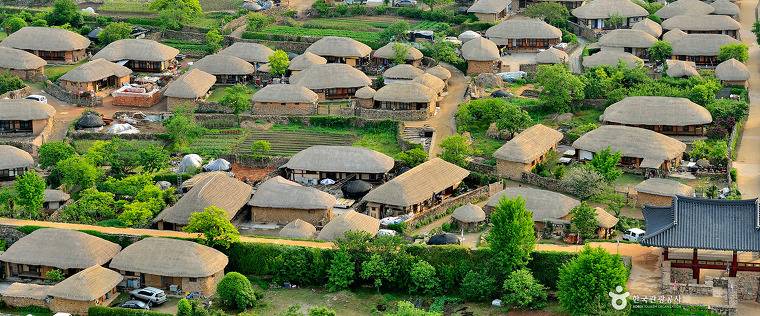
237 130 355 156
186 132 248 156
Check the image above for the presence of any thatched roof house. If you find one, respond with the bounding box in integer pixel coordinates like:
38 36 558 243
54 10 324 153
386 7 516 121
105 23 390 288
355 86 376 99
0 145 34 171
668 33 739 66
0 99 56 122
599 29 657 49
1 283 50 308
485 19 562 50
413 73 446 94
572 0 648 29
461 37 501 61
92 39 178 72
374 82 436 104
582 50 643 68
662 15 740 35
467 0 511 23
59 58 131 83
632 18 663 37
665 59 700 78
219 42 274 65
0 47 46 80
317 210 380 241
192 54 255 84
279 219 317 239
425 65 452 81
663 29 688 42
251 84 318 106
655 0 714 19
164 69 216 110
154 172 252 230
602 96 712 130
44 189 70 210
305 36 372 65
283 145 394 183
711 0 739 17
0 228 121 273
383 64 425 80
289 63 371 99
0 27 90 63
373 42 423 64
485 187 580 222
47 266 122 306
715 58 749 85
249 176 336 211
594 207 619 229
635 178 695 206
452 203 486 223
493 124 563 179
573 125 686 170
536 47 569 64
288 52 327 71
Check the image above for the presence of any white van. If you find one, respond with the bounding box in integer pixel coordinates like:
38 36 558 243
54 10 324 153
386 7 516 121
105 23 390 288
623 228 646 242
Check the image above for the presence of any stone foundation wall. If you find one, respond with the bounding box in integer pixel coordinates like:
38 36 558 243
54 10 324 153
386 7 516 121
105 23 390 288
111 91 162 107
0 86 32 99
3 296 47 309
404 185 490 228
356 107 429 121
252 102 317 116
251 206 330 227
44 81 99 107
734 271 760 301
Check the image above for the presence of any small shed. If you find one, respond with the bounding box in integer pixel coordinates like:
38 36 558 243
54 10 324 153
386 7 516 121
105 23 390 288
44 189 70 211
164 68 217 111
635 178 695 207
373 42 423 66
715 58 749 87
250 84 319 115
594 207 619 239
0 46 46 80
383 64 424 81
47 266 122 315
354 86 376 109
317 210 380 241
461 37 502 75
451 203 486 232
279 219 317 239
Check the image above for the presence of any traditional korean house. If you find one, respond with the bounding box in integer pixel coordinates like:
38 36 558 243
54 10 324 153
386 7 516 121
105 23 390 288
317 210 380 241
413 73 446 95
109 237 228 296
43 189 70 211
485 19 562 52
635 178 695 207
582 50 643 69
372 42 423 67
305 36 372 67
632 18 663 38
536 47 569 65
279 219 317 239
0 27 90 63
362 158 469 219
667 32 739 67
598 29 657 60
47 266 122 315
251 84 319 115
282 145 395 184
715 58 750 87
571 0 648 30
662 15 740 38
602 96 712 136
0 145 34 181
0 228 121 280
572 125 687 173
218 42 274 69
354 86 376 108
467 0 513 23
537 0 585 10
372 82 437 117
451 203 487 232
655 0 714 19
92 39 179 72
192 54 255 84
383 64 424 83
461 37 502 75
249 176 336 227
0 47 46 80
711 0 739 19
289 63 372 100
593 207 619 239
58 59 132 95
425 65 452 84
493 124 563 180
665 59 700 78
0 99 55 136
1 283 49 309
288 52 326 75
164 69 217 111
485 187 580 236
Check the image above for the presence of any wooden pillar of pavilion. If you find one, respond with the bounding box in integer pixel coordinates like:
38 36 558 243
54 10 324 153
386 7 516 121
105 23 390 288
730 251 738 277
692 248 699 280
663 247 669 260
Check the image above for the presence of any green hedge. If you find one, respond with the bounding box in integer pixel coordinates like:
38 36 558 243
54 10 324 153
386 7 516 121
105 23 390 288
527 251 577 290
89 306 173 316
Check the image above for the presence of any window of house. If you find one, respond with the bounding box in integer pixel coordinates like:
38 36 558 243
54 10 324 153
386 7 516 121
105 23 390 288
189 277 198 282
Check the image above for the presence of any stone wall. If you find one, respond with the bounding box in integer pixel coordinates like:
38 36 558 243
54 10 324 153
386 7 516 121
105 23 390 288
252 102 317 116
404 185 491 228
0 86 32 99
44 81 99 107
70 131 164 141
195 101 234 114
0 226 28 247
661 261 738 315
356 107 430 121
520 172 570 195
734 271 760 301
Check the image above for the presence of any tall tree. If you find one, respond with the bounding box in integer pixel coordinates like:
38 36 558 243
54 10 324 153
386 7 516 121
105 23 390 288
13 171 45 219
718 43 749 62
163 105 205 149
535 64 585 113
569 202 598 240
99 22 132 44
60 188 116 224
184 206 240 248
56 156 100 194
38 141 76 169
524 2 569 28
205 29 223 53
558 246 629 315
268 49 290 77
439 134 472 167
220 84 252 115
648 41 672 68
486 196 536 278
2 16 27 34
47 0 83 27
589 147 622 183
392 43 410 65
496 105 533 139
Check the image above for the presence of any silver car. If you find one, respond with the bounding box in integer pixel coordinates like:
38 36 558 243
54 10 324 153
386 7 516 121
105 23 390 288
129 287 167 305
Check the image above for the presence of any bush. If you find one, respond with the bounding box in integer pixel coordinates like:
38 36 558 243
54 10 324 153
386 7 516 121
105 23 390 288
327 250 354 292
560 165 607 200
88 306 172 316
0 71 25 95
45 269 65 282
557 246 629 315
217 272 258 310
460 270 496 302
501 269 547 310
38 141 76 169
410 260 439 296
527 251 577 289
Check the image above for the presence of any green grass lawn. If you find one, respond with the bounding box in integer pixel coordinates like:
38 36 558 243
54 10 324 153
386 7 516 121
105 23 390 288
0 306 53 316
98 0 153 13
469 130 504 165
199 0 244 11
206 85 258 103
45 60 87 82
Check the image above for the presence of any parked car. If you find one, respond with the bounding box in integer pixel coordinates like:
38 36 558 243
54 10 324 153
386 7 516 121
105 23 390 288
24 95 47 104
394 0 417 6
622 228 646 242
120 300 150 310
129 287 167 305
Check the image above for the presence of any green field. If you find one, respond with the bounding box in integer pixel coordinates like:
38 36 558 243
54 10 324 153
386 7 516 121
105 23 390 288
271 123 401 157
98 0 153 13
46 60 86 82
239 130 355 156
206 85 258 103
72 139 166 154
186 132 249 157
161 39 209 55
256 25 381 46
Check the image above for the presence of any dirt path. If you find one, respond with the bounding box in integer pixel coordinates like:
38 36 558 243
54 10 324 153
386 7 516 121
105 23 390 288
734 0 760 199
0 218 334 249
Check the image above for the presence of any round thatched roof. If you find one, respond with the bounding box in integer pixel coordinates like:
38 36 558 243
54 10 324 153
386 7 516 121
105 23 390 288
279 219 317 239
572 0 648 19
655 0 714 19
0 46 46 70
461 37 500 61
373 42 423 61
317 210 380 241
485 19 561 46
452 203 486 223
288 52 327 71
635 178 695 197
669 33 738 56
572 125 687 161
290 63 371 90
665 59 700 78
218 42 274 64
0 145 34 170
249 176 336 210
711 0 739 16
374 82 436 103
427 233 460 245
251 84 318 103
164 68 217 99
77 113 105 128
663 29 688 42
599 29 658 48
458 30 482 43
383 64 424 80
306 36 372 58
0 99 56 121
582 50 643 68
192 54 255 75
715 58 749 81
426 65 452 80
632 19 663 38
92 39 179 62
355 86 376 99
602 96 712 126
110 237 228 277
593 207 619 229
662 15 740 32
0 27 90 52
536 47 569 64
412 73 446 94
0 228 121 270
47 266 123 302
341 180 373 199
486 187 580 221
60 58 132 83
284 145 394 174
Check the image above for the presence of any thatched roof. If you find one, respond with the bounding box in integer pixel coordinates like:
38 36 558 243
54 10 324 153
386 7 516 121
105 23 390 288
582 50 643 68
635 178 695 196
251 84 318 103
632 19 663 37
662 15 740 32
192 54 255 75
0 47 46 70
305 36 372 58
279 219 317 239
363 158 469 207
288 52 327 71
486 187 580 221
219 42 274 64
374 82 436 103
290 63 371 90
493 124 563 163
92 39 179 62
110 237 228 277
2 283 50 300
0 27 90 52
536 47 569 64
602 96 712 126
0 228 121 270
594 207 619 228
355 86 376 99
0 145 33 171
571 0 648 19
485 19 562 45
655 0 714 19
164 69 217 99
284 145 394 174
461 37 500 61
599 29 657 48
715 58 749 81
468 0 510 14
373 42 423 60
179 171 222 191
711 0 739 16
665 59 700 78
572 125 687 161
663 29 688 42
452 203 486 223
413 73 446 94
426 65 452 80
0 99 55 121
59 58 132 82
669 33 739 56
47 266 122 301
155 172 252 225
249 176 336 210
317 210 380 241
383 64 425 80
44 189 70 202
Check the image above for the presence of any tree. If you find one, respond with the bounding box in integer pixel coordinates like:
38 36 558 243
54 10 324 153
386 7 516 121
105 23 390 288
183 206 240 248
486 196 535 276
648 41 672 67
496 104 533 139
396 147 428 167
308 306 336 316
535 64 585 113
2 16 26 34
38 141 76 169
718 43 749 62
524 2 569 28
569 202 598 240
48 0 83 27
46 269 65 282
439 134 472 167
247 12 274 32
220 84 252 115
392 42 410 65
60 188 116 224
419 0 452 11
0 72 25 95
118 202 154 227
137 144 170 172
558 246 628 315
606 13 625 29
205 29 223 53
268 49 290 77
149 0 202 27
99 22 132 44
102 138 142 176
164 105 205 149
501 269 547 310
13 171 45 219
177 298 192 316
560 166 607 200
327 249 355 292
56 156 100 193
250 140 271 158
360 254 391 292
707 99 750 121
410 260 439 296
216 272 258 310
589 147 622 183
460 270 496 302
379 21 410 43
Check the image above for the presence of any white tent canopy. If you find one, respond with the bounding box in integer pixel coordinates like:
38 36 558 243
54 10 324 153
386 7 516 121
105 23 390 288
203 158 231 171
178 154 203 173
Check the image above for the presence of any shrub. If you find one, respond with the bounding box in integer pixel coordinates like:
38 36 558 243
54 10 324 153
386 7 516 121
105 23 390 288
217 272 258 310
308 306 337 316
502 269 547 310
558 246 629 315
410 260 439 296
396 147 428 167
46 269 65 282
560 165 607 200
88 306 172 316
177 298 192 316
0 71 25 95
460 270 496 302
38 141 76 169
327 250 354 292
527 251 576 289
250 140 271 158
